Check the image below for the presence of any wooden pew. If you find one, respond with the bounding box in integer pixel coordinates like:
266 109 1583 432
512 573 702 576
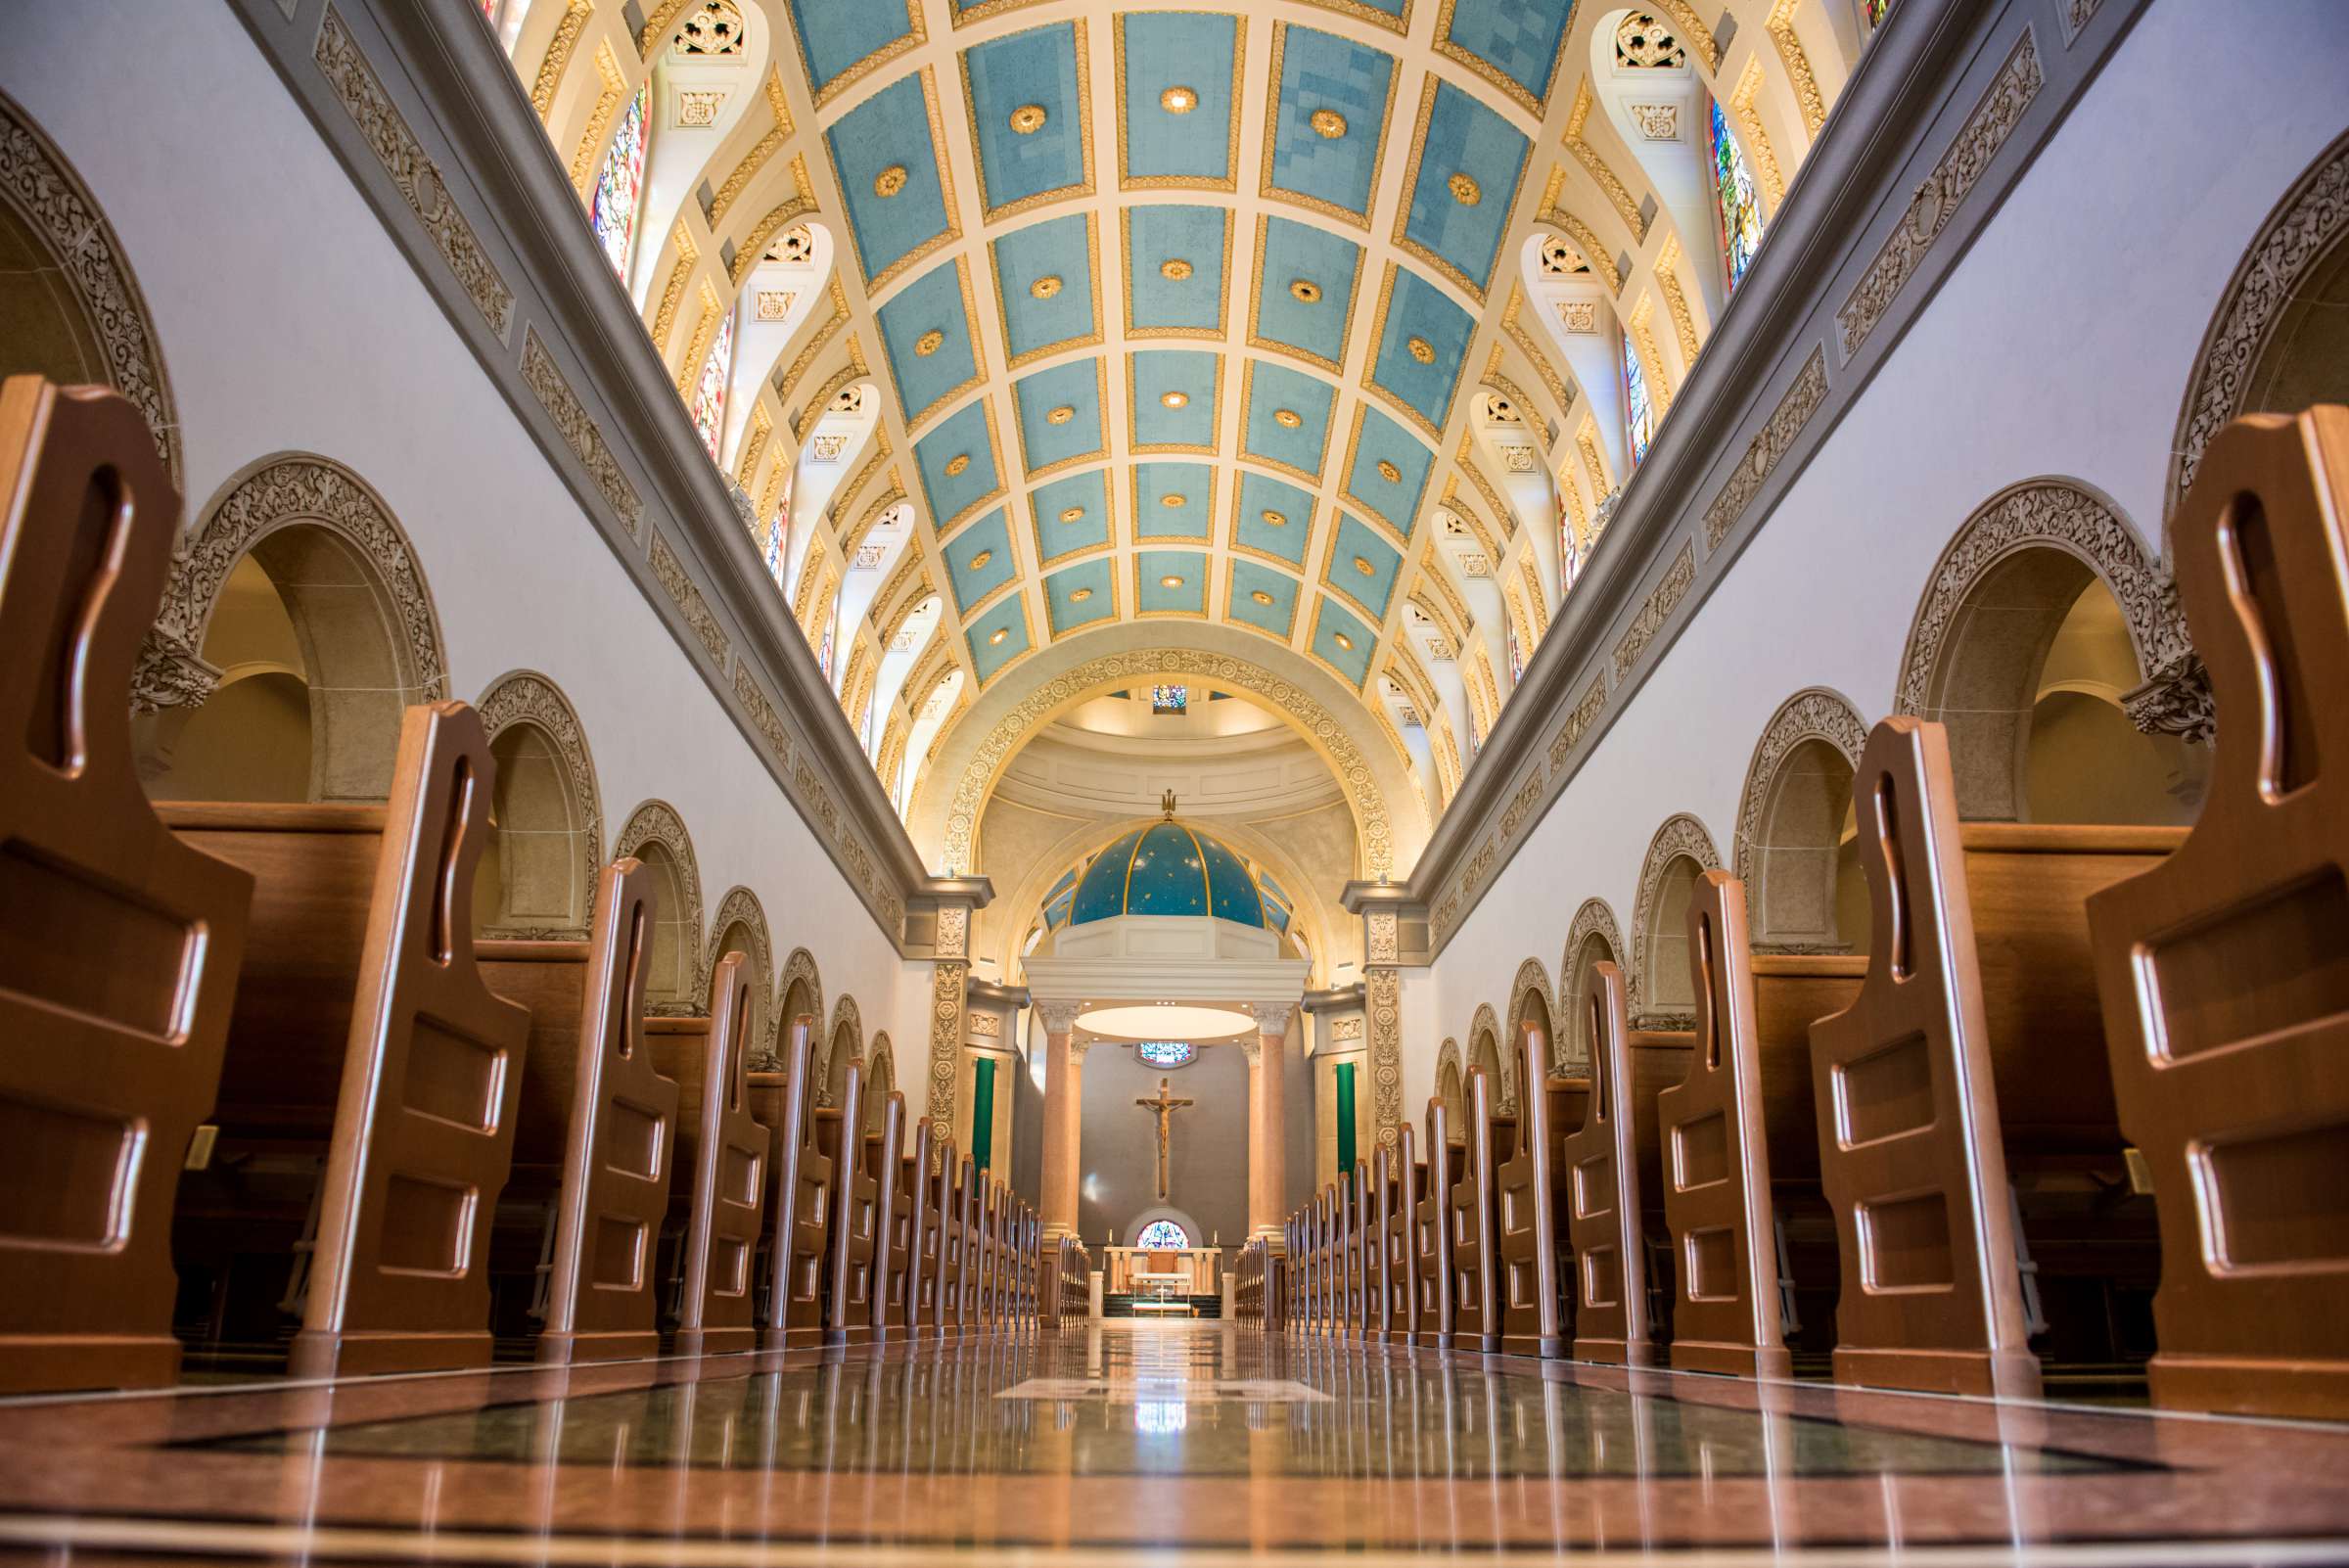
814 1063 877 1348
1812 715 2181 1399
1655 871 1794 1378
1494 1043 1592 1360
1333 1174 1358 1338
1447 1068 1506 1354
1315 1184 1336 1334
952 1154 982 1338
167 701 530 1379
1365 1147 1393 1343
867 1094 912 1341
1350 1158 1376 1339
1382 1122 1422 1347
668 952 765 1357
933 1140 966 1339
885 1115 935 1342
2085 406 2349 1419
765 1021 833 1351
1560 961 1657 1366
1411 1096 1457 1349
0 378 254 1394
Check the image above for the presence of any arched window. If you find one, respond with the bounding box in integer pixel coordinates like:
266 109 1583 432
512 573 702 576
1134 1040 1195 1069
690 309 734 459
1708 98 1765 294
1623 334 1656 468
761 502 788 589
590 83 650 280
1505 603 1527 685
1864 0 1897 31
1134 1219 1188 1251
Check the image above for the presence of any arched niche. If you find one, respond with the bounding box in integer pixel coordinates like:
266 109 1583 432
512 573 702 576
1465 1004 1507 1117
707 886 776 1059
823 994 864 1110
137 455 448 804
864 1033 896 1132
1631 814 1721 1030
774 946 823 1077
474 670 604 939
1508 958 1556 1098
1732 688 1870 953
1558 898 1624 1070
1895 481 2207 823
0 90 179 484
613 799 706 1014
2171 129 2349 528
1433 1038 1466 1141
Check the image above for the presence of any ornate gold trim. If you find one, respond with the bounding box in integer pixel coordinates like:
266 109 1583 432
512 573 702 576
1120 203 1234 342
990 210 1105 370
528 0 593 119
960 18 1096 225
1243 212 1367 377
1431 0 1565 117
1112 11 1244 194
1258 21 1400 233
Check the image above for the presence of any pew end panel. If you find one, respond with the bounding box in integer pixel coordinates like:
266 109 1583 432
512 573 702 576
817 1064 876 1348
2087 405 2349 1420
759 1019 825 1351
1412 1098 1457 1350
1564 962 1656 1367
673 950 766 1357
0 378 254 1394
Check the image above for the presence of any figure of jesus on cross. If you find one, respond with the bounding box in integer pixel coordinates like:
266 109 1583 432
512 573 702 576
1134 1075 1194 1202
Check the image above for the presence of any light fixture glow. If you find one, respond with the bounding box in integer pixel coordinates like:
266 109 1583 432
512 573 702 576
1077 1003 1256 1039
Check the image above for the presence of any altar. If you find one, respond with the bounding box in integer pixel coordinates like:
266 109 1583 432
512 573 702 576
1106 1246 1220 1297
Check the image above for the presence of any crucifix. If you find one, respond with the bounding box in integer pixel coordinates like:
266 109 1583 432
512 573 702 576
1134 1076 1194 1202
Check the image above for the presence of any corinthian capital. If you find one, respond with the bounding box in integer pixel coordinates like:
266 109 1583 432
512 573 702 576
1036 998 1085 1037
1252 1000 1296 1038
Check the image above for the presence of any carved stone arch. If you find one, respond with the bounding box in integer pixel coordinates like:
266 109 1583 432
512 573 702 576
1630 813 1723 1031
475 669 604 939
136 453 449 804
613 799 706 1014
706 885 776 1061
0 89 180 484
823 993 865 1108
1505 957 1556 1103
1895 480 2209 817
773 945 823 1082
2170 128 2349 528
1433 1038 1466 1136
1559 898 1625 1070
863 1032 897 1131
1464 1001 1511 1115
1732 687 1869 953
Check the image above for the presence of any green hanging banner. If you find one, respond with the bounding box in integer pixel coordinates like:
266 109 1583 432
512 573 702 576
1335 1061 1357 1176
971 1055 995 1173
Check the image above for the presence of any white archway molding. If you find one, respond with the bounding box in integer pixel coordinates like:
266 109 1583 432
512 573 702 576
908 624 1434 881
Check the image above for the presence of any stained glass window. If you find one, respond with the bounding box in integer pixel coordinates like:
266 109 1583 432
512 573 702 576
762 506 788 591
1506 610 1526 685
1151 683 1187 715
590 84 650 281
1864 0 1896 27
1709 99 1765 295
1134 1219 1189 1251
1133 1040 1195 1069
1623 336 1656 468
690 310 734 459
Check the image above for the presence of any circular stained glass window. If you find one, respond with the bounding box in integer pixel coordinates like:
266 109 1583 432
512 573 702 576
1133 1040 1195 1069
1134 1219 1189 1251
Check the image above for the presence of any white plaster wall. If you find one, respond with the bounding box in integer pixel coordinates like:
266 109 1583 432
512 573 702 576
3 4 911 1068
1428 1 2349 1061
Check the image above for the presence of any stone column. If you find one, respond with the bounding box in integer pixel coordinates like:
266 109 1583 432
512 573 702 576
1037 1000 1086 1242
1250 1002 1295 1245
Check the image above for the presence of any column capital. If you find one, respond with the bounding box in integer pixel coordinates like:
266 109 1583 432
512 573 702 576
1251 1001 1297 1038
1036 998 1085 1036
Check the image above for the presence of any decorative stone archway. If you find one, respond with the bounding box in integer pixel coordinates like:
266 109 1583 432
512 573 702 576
1432 1037 1465 1135
476 669 604 939
1506 956 1557 1098
613 799 706 1014
1732 687 1868 953
1558 898 1624 1071
706 885 776 1061
1465 1002 1511 1115
823 992 864 1109
1630 814 1723 1032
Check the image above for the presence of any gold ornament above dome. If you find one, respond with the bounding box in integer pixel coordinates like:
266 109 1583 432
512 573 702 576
873 164 907 198
1406 336 1435 364
1449 172 1482 206
1009 104 1048 134
1160 788 1178 819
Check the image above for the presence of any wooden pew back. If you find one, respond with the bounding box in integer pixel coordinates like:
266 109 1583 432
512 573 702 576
1563 961 1654 1365
1495 1029 1592 1358
1412 1097 1457 1348
1383 1122 1422 1345
766 1014 829 1349
865 1093 909 1339
1448 1069 1506 1353
2087 405 2349 1419
817 1063 876 1346
0 379 253 1393
673 951 765 1356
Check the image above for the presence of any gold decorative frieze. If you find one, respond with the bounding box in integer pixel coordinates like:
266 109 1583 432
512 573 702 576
528 0 593 119
1767 0 1825 136
1547 671 1606 771
650 530 731 668
732 662 790 761
1702 346 1827 552
1612 541 1694 681
522 326 643 535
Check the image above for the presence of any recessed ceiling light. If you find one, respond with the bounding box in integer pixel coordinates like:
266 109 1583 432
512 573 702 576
915 329 945 357
1161 574 1185 588
1161 258 1194 281
1333 631 1354 650
969 549 993 569
1261 509 1287 527
1161 85 1198 115
1010 103 1048 134
1251 589 1274 605
1376 459 1401 483
1071 586 1094 602
873 164 908 198
1161 391 1189 408
1273 408 1302 428
1060 505 1084 522
1310 108 1347 139
944 453 972 477
1031 274 1063 300
1448 172 1482 207
1046 404 1076 425
989 627 1008 644
1406 336 1435 364
1290 279 1322 303
1162 492 1187 507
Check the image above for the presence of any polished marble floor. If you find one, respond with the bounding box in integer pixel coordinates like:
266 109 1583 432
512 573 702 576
3 1323 2347 1565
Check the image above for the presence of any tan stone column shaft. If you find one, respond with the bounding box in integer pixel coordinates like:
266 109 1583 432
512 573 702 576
1038 1004 1085 1241
1253 1009 1291 1245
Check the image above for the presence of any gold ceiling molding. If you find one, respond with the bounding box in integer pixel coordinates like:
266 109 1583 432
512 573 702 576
568 40 627 196
1497 288 1579 420
675 278 722 396
1414 561 1473 649
1653 234 1702 367
650 219 699 352
729 156 817 283
844 482 907 558
634 0 694 58
873 562 934 645
1574 418 1612 495
1449 441 1509 549
1258 21 1400 232
1393 76 1519 304
1563 83 1648 244
798 1 925 110
1628 294 1673 409
938 648 1400 878
1729 57 1787 208
840 66 961 296
528 0 593 119
1535 173 1623 292
774 281 852 413
1111 11 1243 195
835 431 894 527
1767 0 1828 138
1646 0 1718 71
960 17 1096 225
708 70 794 226
735 400 772 489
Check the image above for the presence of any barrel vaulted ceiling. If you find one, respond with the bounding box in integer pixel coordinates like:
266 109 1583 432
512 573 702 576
498 0 1859 870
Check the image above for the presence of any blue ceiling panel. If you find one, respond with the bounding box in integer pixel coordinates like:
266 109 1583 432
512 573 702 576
1311 595 1376 686
1133 462 1214 539
1239 360 1336 480
1342 402 1433 538
1400 80 1531 297
1116 11 1241 188
1369 264 1475 434
1044 557 1116 635
875 259 979 427
1227 558 1300 639
825 72 951 286
1249 216 1363 371
1232 470 1313 568
783 0 920 101
961 23 1090 219
1437 0 1575 112
1129 350 1220 450
1012 358 1107 475
1263 24 1396 225
911 398 1003 528
964 591 1032 682
1125 205 1229 336
1030 467 1113 563
990 212 1097 366
1324 511 1403 620
1136 549 1209 616
940 506 1016 614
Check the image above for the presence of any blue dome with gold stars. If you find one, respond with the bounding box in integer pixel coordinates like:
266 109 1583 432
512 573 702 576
1067 817 1267 928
